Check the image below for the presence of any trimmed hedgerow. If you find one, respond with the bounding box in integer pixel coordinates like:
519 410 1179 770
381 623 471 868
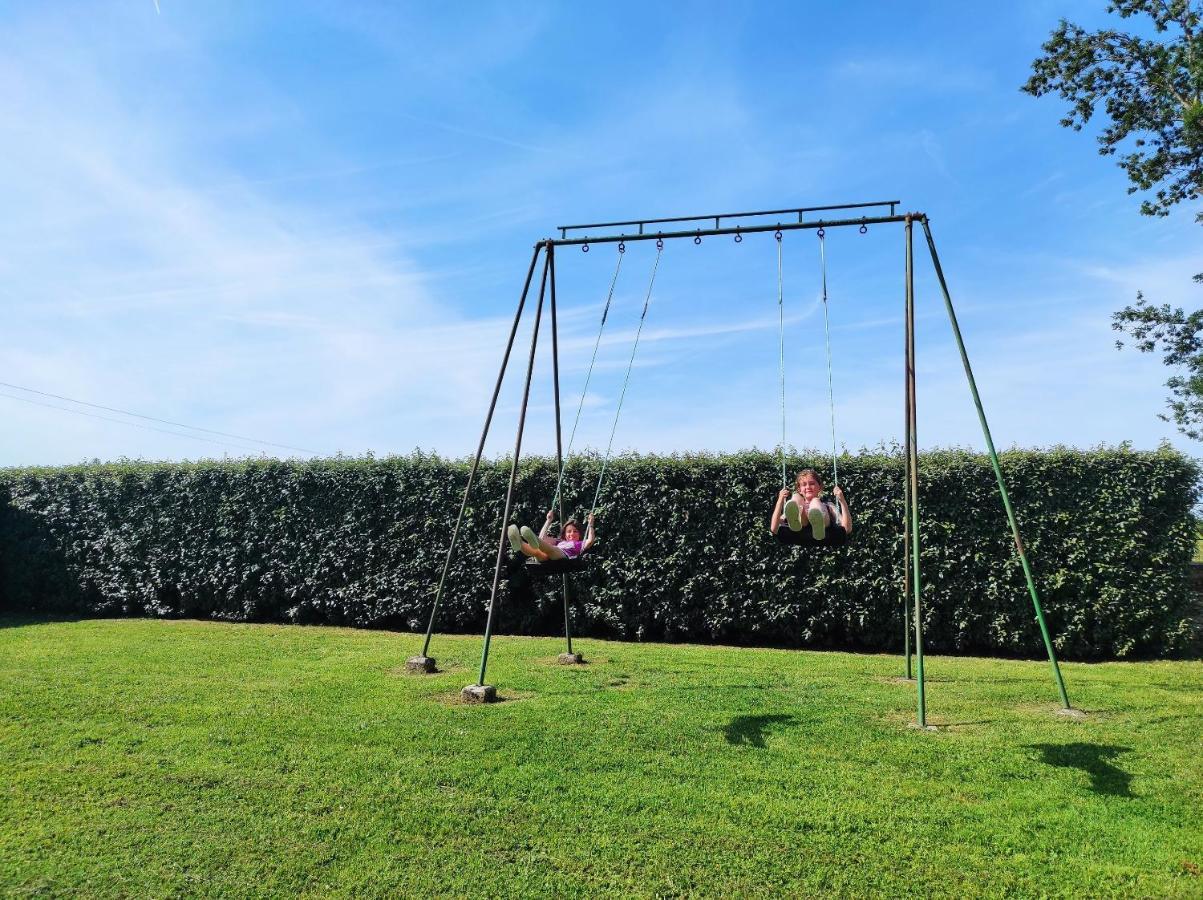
0 447 1198 659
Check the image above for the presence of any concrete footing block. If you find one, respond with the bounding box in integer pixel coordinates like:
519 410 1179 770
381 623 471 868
461 684 498 704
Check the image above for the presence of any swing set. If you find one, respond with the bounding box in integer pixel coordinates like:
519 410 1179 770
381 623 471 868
409 201 1077 729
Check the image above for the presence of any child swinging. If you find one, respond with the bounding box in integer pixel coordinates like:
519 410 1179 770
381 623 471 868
508 509 596 564
770 468 852 547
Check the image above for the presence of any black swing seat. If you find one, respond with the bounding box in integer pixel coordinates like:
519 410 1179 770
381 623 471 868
774 524 849 549
526 555 587 576
507 554 587 579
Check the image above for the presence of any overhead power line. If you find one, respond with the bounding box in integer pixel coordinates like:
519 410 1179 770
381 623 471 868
0 391 274 454
0 381 317 455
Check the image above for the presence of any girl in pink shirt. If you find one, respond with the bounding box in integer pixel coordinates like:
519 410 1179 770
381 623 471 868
508 509 596 563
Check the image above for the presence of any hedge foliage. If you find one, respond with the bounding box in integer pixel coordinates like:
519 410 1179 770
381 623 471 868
0 447 1198 659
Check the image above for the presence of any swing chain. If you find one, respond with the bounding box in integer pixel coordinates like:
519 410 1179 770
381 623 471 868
817 231 839 499
776 229 787 488
591 242 663 514
551 243 625 511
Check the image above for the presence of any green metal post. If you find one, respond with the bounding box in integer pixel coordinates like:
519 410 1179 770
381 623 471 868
476 247 550 688
906 216 926 727
420 245 540 660
547 244 574 657
902 220 913 681
920 218 1072 710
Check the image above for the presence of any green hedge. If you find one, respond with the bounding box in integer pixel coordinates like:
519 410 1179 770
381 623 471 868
0 447 1198 659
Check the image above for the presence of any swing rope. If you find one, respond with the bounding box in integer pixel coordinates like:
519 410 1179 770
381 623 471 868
818 231 840 501
776 231 787 488
550 245 624 511
590 242 664 514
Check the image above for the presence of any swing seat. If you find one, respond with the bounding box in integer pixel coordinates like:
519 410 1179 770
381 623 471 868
774 524 849 549
505 554 587 581
524 555 587 577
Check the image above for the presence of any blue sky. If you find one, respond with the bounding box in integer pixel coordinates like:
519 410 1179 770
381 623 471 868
1 1 1199 465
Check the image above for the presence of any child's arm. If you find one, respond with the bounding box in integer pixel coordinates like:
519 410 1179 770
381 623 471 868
770 487 788 534
582 513 596 552
832 485 852 534
538 509 555 540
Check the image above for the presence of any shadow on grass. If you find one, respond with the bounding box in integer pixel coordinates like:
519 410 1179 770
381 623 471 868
723 714 797 748
1029 742 1134 798
0 612 89 629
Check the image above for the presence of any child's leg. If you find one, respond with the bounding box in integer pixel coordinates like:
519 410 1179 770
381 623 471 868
519 527 567 560
518 542 549 561
807 498 832 525
537 539 568 560
806 498 828 540
507 525 524 553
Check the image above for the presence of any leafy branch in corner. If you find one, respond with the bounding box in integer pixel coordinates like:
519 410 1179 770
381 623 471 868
1025 1 1203 437
1113 293 1203 437
1023 1 1202 217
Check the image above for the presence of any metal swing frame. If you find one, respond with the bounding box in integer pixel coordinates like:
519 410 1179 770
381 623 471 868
418 200 1074 728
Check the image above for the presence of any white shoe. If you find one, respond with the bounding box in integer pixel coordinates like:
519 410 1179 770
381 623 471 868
520 526 540 547
507 525 523 553
807 504 826 541
784 499 804 531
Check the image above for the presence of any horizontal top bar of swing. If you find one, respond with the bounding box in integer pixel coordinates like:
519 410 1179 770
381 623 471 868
545 213 915 247
556 200 901 235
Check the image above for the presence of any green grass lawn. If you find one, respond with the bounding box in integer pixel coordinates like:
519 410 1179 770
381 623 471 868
1 619 1201 898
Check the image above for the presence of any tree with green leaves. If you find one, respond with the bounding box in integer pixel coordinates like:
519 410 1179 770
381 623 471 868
1023 1 1202 437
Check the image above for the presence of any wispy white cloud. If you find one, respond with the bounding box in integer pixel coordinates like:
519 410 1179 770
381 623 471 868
1 1 1198 468
0 6 547 463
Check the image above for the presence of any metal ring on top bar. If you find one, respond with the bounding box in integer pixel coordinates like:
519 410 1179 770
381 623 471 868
656 237 664 250
694 233 702 244
774 229 782 242
860 218 868 234
734 230 742 243
618 241 625 253
817 227 826 239
582 242 590 253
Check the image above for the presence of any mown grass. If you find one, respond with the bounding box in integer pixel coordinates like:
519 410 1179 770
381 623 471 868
1 618 1200 898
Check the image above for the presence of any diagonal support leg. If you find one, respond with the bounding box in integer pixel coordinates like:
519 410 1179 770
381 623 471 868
471 245 552 697
920 217 1073 712
411 244 543 673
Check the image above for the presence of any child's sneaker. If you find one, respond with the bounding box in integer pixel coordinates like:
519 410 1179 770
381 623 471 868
807 504 826 541
507 524 524 553
784 499 804 531
520 526 541 547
